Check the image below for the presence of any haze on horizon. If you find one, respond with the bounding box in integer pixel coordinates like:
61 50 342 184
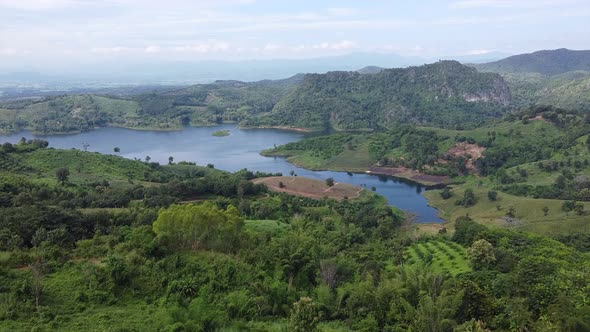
1 0 589 67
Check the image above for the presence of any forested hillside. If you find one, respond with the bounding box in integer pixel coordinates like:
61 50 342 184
246 61 511 130
474 49 590 111
3 51 590 134
0 75 303 134
0 139 589 331
476 48 590 75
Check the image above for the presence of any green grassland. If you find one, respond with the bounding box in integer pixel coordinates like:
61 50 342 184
262 134 374 171
425 186 590 236
421 117 565 148
405 239 471 276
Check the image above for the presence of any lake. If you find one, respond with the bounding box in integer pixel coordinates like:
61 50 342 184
0 124 444 223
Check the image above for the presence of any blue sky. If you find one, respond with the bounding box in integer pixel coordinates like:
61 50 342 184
0 0 589 68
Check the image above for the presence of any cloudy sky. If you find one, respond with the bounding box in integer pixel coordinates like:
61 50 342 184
1 0 589 69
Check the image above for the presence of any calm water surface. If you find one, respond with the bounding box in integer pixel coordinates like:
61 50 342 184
1 124 444 223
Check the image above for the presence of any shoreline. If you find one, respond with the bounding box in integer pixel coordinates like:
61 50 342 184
0 123 317 137
239 125 316 132
261 150 452 188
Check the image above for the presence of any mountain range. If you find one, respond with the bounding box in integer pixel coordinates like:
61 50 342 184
0 48 588 134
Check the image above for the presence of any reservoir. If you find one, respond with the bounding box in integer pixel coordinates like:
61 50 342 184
1 124 444 223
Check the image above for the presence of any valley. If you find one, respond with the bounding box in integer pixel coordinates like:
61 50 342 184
1 48 590 331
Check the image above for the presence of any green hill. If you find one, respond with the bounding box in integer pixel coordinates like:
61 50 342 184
476 48 590 76
246 61 511 130
0 75 303 134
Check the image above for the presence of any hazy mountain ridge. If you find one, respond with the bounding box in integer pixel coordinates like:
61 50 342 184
476 48 590 76
3 49 590 134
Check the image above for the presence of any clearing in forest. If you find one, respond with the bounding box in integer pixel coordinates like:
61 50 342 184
405 239 471 276
253 176 364 200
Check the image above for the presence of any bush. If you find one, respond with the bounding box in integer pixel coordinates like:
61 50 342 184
487 191 498 201
440 187 453 200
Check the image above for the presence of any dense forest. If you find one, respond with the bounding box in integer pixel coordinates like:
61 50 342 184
0 140 589 331
248 61 511 130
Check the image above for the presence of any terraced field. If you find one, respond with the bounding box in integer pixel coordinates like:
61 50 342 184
405 239 471 276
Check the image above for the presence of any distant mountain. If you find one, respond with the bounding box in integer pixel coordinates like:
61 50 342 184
245 61 511 130
439 51 513 64
357 66 385 74
476 48 590 76
0 53 427 86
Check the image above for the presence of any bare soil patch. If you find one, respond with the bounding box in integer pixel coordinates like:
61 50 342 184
368 166 451 186
253 176 363 200
444 142 485 173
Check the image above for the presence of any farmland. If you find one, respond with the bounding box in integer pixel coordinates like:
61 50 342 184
405 239 471 276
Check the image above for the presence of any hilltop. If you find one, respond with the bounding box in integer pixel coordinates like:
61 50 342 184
247 60 511 130
476 48 590 76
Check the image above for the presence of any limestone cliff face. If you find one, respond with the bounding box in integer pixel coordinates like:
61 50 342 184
462 76 512 106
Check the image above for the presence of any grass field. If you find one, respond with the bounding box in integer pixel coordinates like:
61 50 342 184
253 176 364 200
421 118 564 148
262 135 374 172
425 186 590 236
405 239 471 276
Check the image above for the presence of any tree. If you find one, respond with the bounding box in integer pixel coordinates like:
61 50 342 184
562 201 576 216
440 187 453 199
573 202 585 216
153 202 243 252
506 206 516 218
457 189 476 207
145 155 151 162
325 178 335 187
168 156 174 165
30 260 44 317
542 206 549 216
289 297 320 332
81 142 90 152
487 191 498 201
279 181 285 188
467 239 496 270
56 167 70 185
113 147 120 153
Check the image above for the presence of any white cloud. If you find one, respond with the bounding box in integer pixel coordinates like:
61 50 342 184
90 46 131 54
144 45 161 53
466 48 495 55
0 48 19 55
450 0 587 9
173 41 230 53
312 40 357 50
327 7 357 17
263 43 281 51
0 0 80 10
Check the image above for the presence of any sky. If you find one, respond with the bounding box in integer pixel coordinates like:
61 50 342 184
0 0 589 70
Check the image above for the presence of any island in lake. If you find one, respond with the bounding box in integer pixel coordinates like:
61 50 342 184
212 129 230 137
